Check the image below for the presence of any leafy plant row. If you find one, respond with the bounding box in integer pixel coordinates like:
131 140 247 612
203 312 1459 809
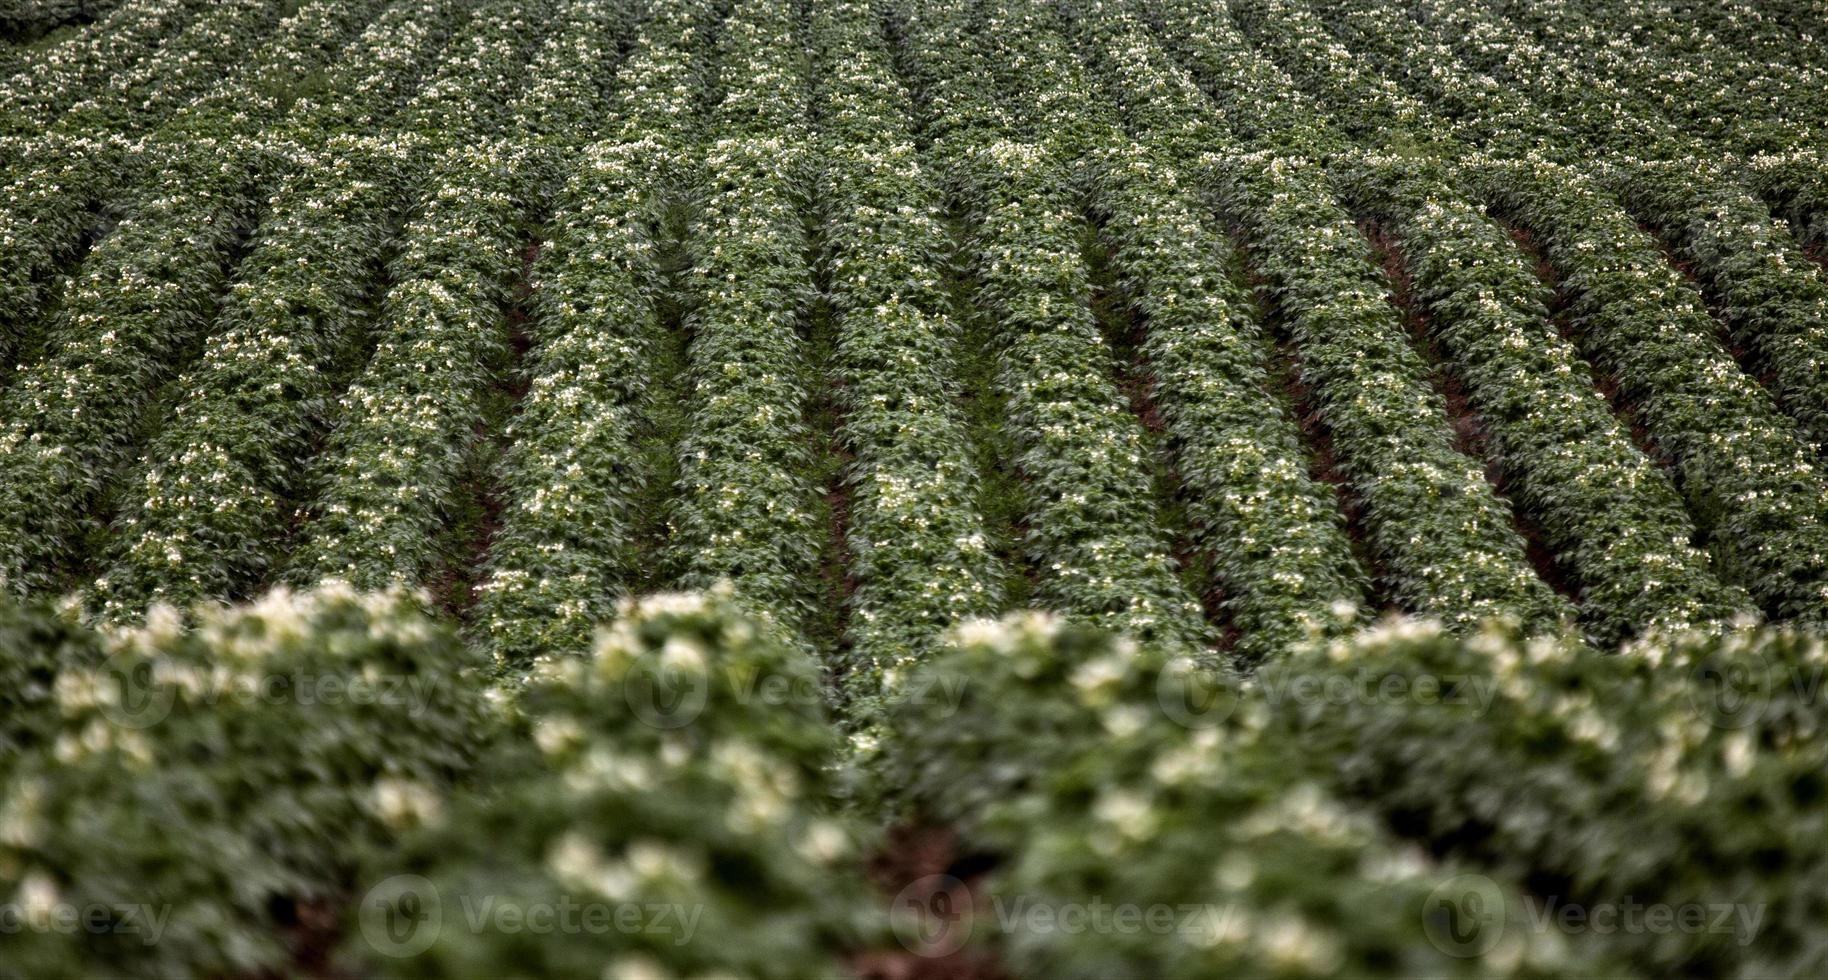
0 0 128 45
287 0 626 595
1149 0 1570 633
475 0 715 667
5 0 280 142
867 610 1626 977
356 587 874 978
668 0 825 641
1604 161 1828 453
1332 157 1752 643
1475 159 1828 627
0 0 464 598
1150 0 1745 643
0 584 493 977
1068 2 1367 660
1194 0 1828 628
912 0 1209 650
87 0 552 620
811 0 1004 708
0 0 318 350
1350 0 1828 455
0 0 203 133
1271 615 1828 977
11 576 1828 976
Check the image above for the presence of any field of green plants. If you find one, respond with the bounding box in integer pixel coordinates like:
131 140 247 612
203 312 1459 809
3 0 1828 975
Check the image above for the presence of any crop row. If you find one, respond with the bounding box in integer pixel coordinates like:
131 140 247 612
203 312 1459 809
6 574 1828 975
1147 0 1570 633
474 0 715 667
912 0 1208 650
0 0 463 598
1333 156 1751 642
1182 0 1758 640
360 587 873 978
866 610 1622 977
0 0 128 44
87 0 552 620
668 0 825 642
1503 0 1828 155
812 0 1003 709
1186 0 1828 629
0 0 343 352
1272 616 1828 976
287 0 625 596
0 0 203 133
1344 0 1828 454
8 0 281 142
1476 159 1828 626
1065 3 1367 660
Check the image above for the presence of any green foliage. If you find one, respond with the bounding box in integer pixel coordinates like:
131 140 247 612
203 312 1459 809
1273 617 1828 976
870 611 1627 978
349 587 874 979
0 584 493 978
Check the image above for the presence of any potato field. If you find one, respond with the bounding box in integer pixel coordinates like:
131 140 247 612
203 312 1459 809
2 0 1828 975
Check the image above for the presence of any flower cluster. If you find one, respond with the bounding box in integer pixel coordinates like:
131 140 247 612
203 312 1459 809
0 584 492 977
352 587 873 979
